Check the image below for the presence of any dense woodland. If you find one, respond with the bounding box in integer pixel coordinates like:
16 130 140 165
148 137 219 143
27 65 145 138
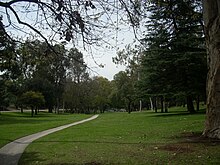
0 0 219 138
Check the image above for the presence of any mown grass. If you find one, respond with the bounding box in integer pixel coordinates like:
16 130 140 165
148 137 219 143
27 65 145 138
19 107 220 165
0 111 92 148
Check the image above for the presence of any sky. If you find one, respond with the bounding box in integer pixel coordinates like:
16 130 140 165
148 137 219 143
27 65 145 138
84 49 126 80
82 29 136 80
1 0 143 80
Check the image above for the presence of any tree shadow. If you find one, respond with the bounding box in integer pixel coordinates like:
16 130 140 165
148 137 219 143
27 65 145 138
18 151 46 165
150 109 206 118
47 162 103 165
159 131 220 157
171 131 220 146
33 140 142 146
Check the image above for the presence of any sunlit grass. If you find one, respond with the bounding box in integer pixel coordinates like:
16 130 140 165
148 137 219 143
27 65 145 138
0 111 92 148
19 107 219 165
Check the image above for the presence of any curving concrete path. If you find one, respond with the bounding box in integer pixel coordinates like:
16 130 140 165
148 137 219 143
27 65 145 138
0 114 99 165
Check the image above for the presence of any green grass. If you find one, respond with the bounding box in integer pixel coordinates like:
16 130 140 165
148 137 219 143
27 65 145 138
18 108 220 165
0 111 92 148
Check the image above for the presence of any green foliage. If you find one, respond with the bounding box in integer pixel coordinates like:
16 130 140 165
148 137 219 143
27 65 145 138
138 0 206 112
67 48 88 83
0 20 21 80
0 21 22 109
19 91 45 109
92 76 112 113
63 76 112 114
112 71 138 113
62 49 91 113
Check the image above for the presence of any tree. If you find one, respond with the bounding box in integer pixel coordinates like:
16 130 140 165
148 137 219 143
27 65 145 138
63 49 91 113
67 48 88 83
17 40 69 113
0 18 20 80
0 0 141 47
113 71 137 113
92 76 111 113
19 91 45 116
138 0 206 113
108 84 123 110
202 0 220 139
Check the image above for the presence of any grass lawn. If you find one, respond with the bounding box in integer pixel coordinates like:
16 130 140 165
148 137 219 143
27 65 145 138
19 107 220 165
0 111 92 148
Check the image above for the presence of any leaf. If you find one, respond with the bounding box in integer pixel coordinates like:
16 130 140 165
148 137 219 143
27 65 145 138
65 31 72 42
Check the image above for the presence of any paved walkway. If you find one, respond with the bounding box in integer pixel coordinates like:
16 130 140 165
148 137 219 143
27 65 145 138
0 115 99 165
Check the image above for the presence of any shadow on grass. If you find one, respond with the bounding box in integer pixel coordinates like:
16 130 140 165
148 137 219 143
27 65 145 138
157 131 220 160
0 118 54 125
33 140 143 146
150 109 206 118
0 112 63 125
18 152 46 165
47 162 103 165
170 131 220 146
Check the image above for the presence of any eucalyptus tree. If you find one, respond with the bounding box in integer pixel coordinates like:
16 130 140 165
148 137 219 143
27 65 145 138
91 76 111 113
63 48 91 113
202 0 220 139
17 40 69 112
67 48 88 83
113 71 137 113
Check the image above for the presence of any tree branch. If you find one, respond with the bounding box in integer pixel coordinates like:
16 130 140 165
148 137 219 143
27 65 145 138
8 5 52 46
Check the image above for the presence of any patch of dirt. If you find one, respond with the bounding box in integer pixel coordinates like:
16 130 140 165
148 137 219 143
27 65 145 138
84 162 103 165
160 132 220 154
160 143 194 154
180 132 220 146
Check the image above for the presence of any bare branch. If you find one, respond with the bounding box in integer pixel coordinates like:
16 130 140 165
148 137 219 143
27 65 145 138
8 5 51 45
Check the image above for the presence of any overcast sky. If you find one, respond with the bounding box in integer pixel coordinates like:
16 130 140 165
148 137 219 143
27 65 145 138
1 1 143 80
83 29 136 80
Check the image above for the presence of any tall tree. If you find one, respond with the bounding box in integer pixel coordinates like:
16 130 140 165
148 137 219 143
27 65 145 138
113 71 137 113
139 0 206 113
0 17 22 109
0 17 20 80
63 48 91 113
202 0 220 139
17 40 69 112
67 48 88 83
92 76 111 113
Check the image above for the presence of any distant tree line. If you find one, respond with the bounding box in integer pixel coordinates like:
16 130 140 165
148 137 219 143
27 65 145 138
0 32 139 114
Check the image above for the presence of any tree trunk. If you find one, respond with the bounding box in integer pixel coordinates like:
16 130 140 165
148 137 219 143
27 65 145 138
35 108 38 115
186 95 195 113
31 107 34 117
21 105 23 113
139 100 142 111
203 0 220 139
153 97 157 113
164 97 168 113
48 106 53 113
160 96 164 113
128 100 131 114
149 97 153 110
196 95 200 111
165 102 168 113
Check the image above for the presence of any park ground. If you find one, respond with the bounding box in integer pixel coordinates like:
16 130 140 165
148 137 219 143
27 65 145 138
0 107 220 165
